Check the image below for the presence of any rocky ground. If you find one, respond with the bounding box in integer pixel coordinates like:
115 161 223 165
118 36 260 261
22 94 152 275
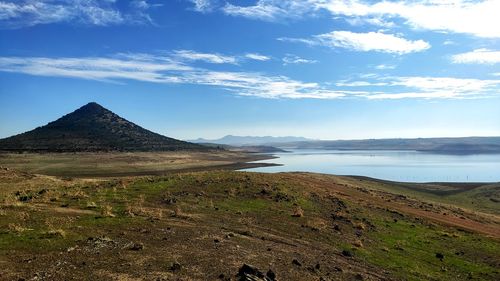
0 167 499 280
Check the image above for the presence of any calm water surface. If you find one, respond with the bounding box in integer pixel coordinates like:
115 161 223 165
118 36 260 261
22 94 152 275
244 150 500 182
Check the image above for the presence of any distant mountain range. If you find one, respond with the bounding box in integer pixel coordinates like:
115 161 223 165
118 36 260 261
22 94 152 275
190 135 313 146
192 135 500 154
273 137 500 154
0 102 205 152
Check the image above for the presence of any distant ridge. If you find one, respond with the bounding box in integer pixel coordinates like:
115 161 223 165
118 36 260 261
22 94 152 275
0 102 206 152
190 135 313 146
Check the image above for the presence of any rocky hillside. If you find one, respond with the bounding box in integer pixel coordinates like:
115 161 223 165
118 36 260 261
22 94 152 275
0 102 206 152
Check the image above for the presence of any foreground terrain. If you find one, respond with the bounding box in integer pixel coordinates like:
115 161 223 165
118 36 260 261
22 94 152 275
0 167 499 280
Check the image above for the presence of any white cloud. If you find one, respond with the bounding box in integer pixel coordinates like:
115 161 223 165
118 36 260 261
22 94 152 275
283 31 430 54
282 54 317 65
451 49 500 64
336 81 388 87
345 16 395 28
0 0 154 27
173 50 238 64
389 76 500 93
189 0 216 13
342 76 500 99
222 0 313 21
375 64 396 70
214 0 500 38
244 53 271 61
0 53 498 100
0 55 190 83
362 91 464 100
0 53 351 99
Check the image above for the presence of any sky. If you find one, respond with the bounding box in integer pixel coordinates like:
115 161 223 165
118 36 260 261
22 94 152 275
0 0 499 140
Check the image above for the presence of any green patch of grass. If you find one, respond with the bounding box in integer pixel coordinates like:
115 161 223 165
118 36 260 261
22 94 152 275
76 214 141 227
218 198 271 213
360 217 500 281
0 227 78 252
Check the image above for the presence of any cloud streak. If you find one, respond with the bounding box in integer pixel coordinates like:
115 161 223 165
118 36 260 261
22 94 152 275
199 0 500 38
244 53 271 61
0 52 498 100
173 50 238 64
451 49 500 64
281 31 430 54
282 54 317 65
337 75 500 99
0 0 154 28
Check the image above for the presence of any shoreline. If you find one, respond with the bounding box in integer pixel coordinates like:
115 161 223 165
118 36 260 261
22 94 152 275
0 151 280 178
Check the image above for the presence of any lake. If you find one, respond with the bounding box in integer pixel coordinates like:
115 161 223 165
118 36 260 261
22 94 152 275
243 149 500 183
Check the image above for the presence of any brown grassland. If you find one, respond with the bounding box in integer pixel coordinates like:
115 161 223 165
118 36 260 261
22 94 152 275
0 153 498 281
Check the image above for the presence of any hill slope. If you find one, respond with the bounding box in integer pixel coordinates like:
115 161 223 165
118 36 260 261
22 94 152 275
0 102 205 152
0 170 498 280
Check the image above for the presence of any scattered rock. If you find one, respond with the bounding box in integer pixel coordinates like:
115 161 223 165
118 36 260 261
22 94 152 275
292 206 304 217
37 189 48 195
353 240 363 248
342 250 352 257
163 197 177 205
169 262 181 272
126 242 144 251
266 270 276 280
292 259 302 266
236 264 276 281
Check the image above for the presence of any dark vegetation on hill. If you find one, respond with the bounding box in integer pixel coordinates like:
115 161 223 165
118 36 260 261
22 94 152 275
0 102 206 152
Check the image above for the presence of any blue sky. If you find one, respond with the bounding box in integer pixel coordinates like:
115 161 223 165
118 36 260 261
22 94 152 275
0 0 499 140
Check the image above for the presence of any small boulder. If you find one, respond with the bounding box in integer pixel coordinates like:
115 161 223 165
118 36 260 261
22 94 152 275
128 242 144 251
292 259 302 267
342 250 352 257
237 264 276 281
169 262 181 272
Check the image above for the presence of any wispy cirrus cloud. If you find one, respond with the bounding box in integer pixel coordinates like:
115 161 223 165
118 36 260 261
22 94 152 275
195 0 500 38
222 0 313 21
0 0 155 28
173 50 273 64
374 64 396 70
244 53 271 61
0 52 498 100
173 50 238 64
0 53 348 99
336 76 500 99
189 0 217 13
282 54 317 65
451 49 500 64
280 31 430 54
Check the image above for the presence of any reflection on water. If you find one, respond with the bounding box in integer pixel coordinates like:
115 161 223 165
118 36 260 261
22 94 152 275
243 149 500 183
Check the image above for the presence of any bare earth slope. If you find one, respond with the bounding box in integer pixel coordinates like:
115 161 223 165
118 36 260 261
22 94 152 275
0 168 498 281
